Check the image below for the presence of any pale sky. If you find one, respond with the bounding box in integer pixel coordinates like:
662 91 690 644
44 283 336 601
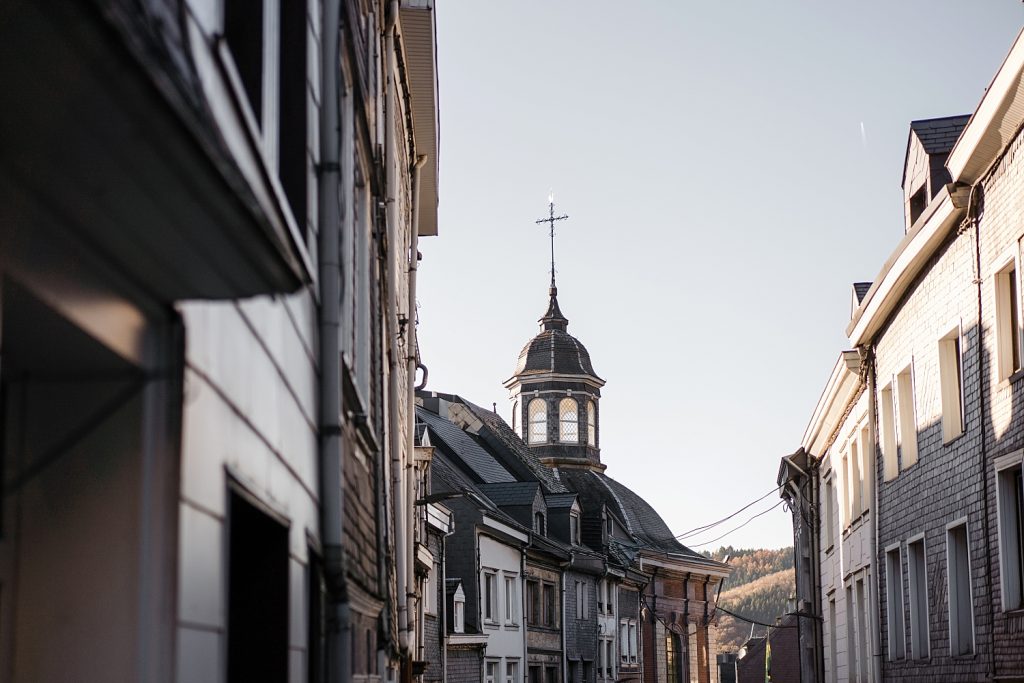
417 1 1024 550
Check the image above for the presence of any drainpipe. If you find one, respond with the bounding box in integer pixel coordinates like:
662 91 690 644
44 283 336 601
441 515 455 683
563 554 572 683
318 0 349 680
383 0 410 662
865 353 882 683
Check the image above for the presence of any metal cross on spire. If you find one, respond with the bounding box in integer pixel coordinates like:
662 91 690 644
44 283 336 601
535 192 569 288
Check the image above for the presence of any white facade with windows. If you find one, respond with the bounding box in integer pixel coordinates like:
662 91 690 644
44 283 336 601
480 533 526 683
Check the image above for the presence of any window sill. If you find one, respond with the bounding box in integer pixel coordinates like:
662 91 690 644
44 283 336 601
951 652 976 661
943 429 965 446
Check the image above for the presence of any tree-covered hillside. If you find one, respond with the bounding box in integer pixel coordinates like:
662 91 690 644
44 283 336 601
702 547 795 653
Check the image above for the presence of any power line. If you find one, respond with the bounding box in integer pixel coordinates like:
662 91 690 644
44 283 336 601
685 500 786 548
715 604 796 630
674 485 779 540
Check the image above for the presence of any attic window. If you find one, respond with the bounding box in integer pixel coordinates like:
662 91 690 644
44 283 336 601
909 185 928 226
534 512 546 535
571 513 581 545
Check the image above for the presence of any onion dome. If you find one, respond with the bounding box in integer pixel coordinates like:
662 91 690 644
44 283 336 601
512 286 601 380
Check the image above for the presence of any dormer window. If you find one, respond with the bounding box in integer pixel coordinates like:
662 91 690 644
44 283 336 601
909 185 928 226
570 512 581 545
528 399 547 444
534 511 546 535
587 401 596 447
454 591 465 633
559 398 578 443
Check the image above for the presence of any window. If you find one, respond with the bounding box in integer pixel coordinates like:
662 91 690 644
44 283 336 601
454 597 465 633
587 400 597 447
846 585 857 682
545 667 558 683
575 581 588 619
598 638 613 679
896 365 918 468
909 185 928 226
996 259 1022 380
424 569 436 615
529 399 547 444
223 0 265 126
526 580 539 625
880 382 898 481
529 666 542 683
828 596 838 683
543 583 556 626
850 438 862 519
534 512 546 536
504 574 518 625
484 572 498 623
840 453 850 528
885 545 906 660
512 400 519 434
506 661 519 683
665 633 682 683
559 398 579 443
570 513 581 545
226 489 289 683
620 619 638 665
824 474 835 550
939 327 965 442
947 521 975 656
996 453 1024 611
907 536 929 659
856 579 869 682
277 0 308 242
859 425 872 515
606 581 614 614
598 579 606 614
486 661 499 683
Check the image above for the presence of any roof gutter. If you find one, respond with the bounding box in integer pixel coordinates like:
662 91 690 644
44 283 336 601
847 184 969 347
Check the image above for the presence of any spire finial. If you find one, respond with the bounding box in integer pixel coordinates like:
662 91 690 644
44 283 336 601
535 192 569 290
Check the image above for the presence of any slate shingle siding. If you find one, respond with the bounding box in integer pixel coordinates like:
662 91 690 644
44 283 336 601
564 571 598 666
447 646 483 683
424 531 445 682
343 449 380 595
874 122 1024 680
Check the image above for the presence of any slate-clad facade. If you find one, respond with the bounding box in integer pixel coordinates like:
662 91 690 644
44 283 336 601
781 29 1024 683
0 2 442 682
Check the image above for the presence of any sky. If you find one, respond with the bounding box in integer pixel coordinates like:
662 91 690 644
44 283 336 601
417 1 1024 551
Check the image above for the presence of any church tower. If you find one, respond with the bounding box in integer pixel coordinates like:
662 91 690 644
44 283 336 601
504 198 605 469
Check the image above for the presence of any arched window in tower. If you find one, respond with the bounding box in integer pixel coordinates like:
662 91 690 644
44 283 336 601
528 399 547 444
512 400 519 435
587 400 597 447
559 398 579 443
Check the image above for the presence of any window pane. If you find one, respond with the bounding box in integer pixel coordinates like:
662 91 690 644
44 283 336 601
529 399 547 444
587 401 596 446
559 398 578 443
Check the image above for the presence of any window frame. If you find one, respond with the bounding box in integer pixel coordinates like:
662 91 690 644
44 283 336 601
938 322 966 443
895 362 918 469
946 518 976 657
880 381 899 481
884 543 906 661
483 570 498 625
504 572 518 626
995 251 1023 381
995 449 1024 612
559 397 579 443
587 400 597 447
528 399 547 445
907 533 930 659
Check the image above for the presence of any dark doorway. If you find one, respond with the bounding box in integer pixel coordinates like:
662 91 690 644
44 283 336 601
227 488 289 682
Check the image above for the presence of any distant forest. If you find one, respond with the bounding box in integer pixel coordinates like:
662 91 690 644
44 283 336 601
702 547 795 653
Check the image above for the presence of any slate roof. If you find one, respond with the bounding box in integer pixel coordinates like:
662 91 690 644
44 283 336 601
479 482 540 507
418 408 516 484
910 114 970 155
544 493 578 509
460 399 570 494
511 289 600 380
556 467 704 559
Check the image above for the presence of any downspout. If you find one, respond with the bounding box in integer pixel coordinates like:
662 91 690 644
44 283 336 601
441 516 455 683
406 154 429 660
318 0 349 680
866 352 882 683
384 0 410 661
563 554 572 683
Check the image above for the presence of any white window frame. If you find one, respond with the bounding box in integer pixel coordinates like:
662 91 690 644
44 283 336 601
454 596 465 633
906 533 930 659
506 660 519 683
858 424 873 517
946 518 976 657
504 573 518 626
884 543 906 661
994 251 1023 381
995 449 1024 611
528 399 547 444
938 322 965 442
895 363 918 469
850 438 862 519
559 397 579 443
587 400 597 447
485 660 499 683
824 471 835 551
828 594 838 683
570 512 581 546
483 570 498 624
880 382 899 481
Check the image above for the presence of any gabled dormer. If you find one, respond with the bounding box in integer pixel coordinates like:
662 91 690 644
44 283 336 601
902 115 970 232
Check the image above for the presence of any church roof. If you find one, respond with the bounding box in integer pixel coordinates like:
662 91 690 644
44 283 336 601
511 286 601 380
555 467 703 558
